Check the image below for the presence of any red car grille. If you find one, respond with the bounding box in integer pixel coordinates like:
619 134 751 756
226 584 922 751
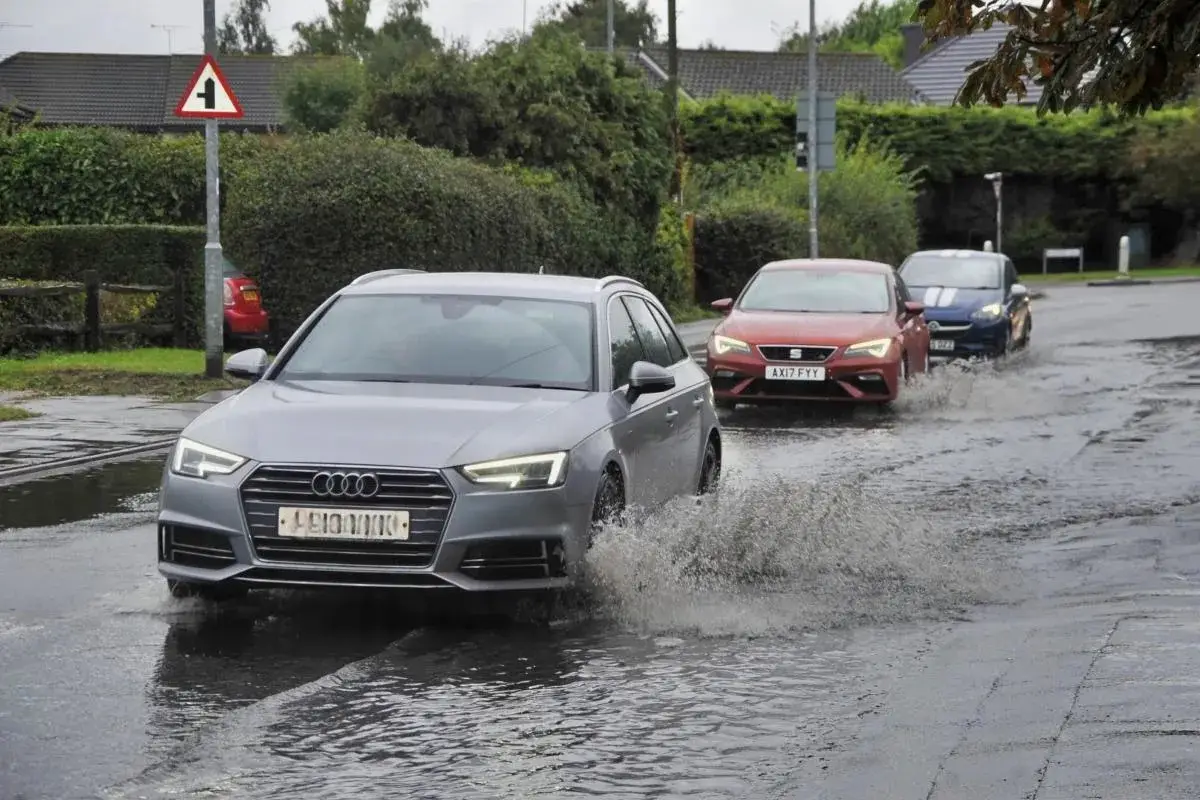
756 345 836 362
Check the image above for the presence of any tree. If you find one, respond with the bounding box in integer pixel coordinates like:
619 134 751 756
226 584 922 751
1126 118 1200 262
778 0 916 69
368 0 443 76
281 57 367 133
291 0 375 59
533 0 659 49
914 0 1200 114
218 0 277 54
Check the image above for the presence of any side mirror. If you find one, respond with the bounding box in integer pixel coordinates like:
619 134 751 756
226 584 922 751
626 360 675 403
224 348 270 382
1010 283 1028 298
903 300 925 317
710 298 733 315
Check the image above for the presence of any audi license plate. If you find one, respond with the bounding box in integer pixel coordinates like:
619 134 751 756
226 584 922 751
930 339 955 352
277 506 410 541
765 365 825 381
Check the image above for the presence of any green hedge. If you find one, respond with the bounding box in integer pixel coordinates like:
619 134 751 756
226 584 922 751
679 94 1195 182
693 203 807 303
0 225 205 351
224 131 676 338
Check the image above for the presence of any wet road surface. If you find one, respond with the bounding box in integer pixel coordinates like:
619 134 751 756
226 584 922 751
4 283 1200 799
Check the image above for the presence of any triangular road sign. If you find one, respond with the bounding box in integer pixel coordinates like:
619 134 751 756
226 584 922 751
174 54 244 119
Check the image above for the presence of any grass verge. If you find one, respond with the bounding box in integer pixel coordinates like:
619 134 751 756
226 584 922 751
0 348 247 401
1023 266 1200 283
0 403 37 422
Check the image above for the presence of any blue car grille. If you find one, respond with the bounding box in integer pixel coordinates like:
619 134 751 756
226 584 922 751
239 465 454 568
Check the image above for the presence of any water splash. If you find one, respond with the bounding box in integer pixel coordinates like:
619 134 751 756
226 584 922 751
581 469 994 637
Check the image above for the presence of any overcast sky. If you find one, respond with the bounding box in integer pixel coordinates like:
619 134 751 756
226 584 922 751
0 0 864 57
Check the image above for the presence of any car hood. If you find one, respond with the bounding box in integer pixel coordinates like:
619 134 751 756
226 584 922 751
717 310 895 346
181 380 597 469
908 286 1001 317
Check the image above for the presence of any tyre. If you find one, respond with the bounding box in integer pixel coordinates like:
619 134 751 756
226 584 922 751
697 435 721 495
588 469 625 545
1018 314 1032 349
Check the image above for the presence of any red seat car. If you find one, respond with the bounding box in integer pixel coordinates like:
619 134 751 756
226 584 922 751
704 258 931 409
222 257 270 350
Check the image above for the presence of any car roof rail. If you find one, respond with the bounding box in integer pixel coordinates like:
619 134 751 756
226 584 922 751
349 268 426 286
597 275 644 290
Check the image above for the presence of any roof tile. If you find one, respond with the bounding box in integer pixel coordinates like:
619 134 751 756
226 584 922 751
902 25 1041 106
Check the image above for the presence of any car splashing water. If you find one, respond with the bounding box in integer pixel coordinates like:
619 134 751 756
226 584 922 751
581 469 994 638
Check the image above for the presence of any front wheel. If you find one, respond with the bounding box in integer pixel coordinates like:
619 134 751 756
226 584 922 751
697 436 721 495
588 470 625 546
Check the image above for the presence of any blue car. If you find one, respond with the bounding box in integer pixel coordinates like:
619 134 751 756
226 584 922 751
897 249 1032 362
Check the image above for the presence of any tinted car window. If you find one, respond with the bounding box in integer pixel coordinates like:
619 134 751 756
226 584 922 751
608 298 645 388
645 300 688 364
739 270 892 314
622 296 675 368
900 256 1002 289
276 294 594 390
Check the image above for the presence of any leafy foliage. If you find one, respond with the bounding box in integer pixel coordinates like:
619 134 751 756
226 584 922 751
533 0 660 48
913 0 1200 114
779 0 917 69
680 93 1196 181
1126 115 1200 211
0 225 205 352
291 0 376 58
689 135 920 302
223 131 680 338
218 0 278 55
361 30 673 235
281 56 367 133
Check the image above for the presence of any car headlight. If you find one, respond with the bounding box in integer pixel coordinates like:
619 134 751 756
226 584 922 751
459 451 568 490
170 437 247 479
842 338 893 358
711 335 751 355
972 303 1004 321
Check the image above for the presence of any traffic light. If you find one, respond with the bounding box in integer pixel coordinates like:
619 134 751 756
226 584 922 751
795 132 808 171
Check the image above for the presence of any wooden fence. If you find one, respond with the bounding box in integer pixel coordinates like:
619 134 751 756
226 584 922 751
0 269 188 351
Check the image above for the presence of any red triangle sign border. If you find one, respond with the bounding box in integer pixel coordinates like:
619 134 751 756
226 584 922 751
174 53 245 119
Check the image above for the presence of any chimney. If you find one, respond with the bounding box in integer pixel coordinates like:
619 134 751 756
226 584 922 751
901 23 927 68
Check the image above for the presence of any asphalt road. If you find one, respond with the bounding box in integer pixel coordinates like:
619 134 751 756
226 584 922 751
4 283 1200 799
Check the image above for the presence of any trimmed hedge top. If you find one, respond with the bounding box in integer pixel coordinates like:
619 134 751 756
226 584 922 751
680 94 1197 181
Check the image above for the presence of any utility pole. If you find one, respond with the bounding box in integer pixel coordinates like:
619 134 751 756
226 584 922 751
666 0 680 198
606 0 615 53
202 0 223 378
807 0 819 259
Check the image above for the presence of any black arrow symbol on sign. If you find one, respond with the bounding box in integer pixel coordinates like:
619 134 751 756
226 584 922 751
195 76 216 109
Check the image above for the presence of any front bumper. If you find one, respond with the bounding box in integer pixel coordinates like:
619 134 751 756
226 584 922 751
706 348 901 403
928 317 1008 361
157 460 593 593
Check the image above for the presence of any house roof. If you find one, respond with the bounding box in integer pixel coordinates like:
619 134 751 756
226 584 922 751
902 25 1041 106
640 46 921 104
0 51 319 131
596 46 920 104
0 81 34 119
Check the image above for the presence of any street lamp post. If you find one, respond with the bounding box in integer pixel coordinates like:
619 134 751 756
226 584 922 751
985 171 1003 255
807 0 818 258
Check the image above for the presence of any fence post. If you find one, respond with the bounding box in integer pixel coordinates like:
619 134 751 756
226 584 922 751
83 271 101 352
173 266 187 348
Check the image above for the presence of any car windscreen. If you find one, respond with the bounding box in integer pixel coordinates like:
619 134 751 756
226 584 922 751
274 294 595 390
738 270 892 314
900 256 1001 289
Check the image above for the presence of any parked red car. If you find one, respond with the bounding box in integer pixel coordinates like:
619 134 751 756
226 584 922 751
222 257 270 349
704 258 931 408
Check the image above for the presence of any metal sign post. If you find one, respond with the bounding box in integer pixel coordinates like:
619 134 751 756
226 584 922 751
174 2 244 378
807 0 818 259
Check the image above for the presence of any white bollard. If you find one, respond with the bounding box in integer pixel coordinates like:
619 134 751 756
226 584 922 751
1118 235 1130 278
983 240 994 252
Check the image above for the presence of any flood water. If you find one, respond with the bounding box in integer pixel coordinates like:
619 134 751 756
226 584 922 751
5 285 1200 799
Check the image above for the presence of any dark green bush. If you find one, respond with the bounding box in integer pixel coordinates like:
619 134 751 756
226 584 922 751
224 130 674 338
0 225 205 350
693 202 807 303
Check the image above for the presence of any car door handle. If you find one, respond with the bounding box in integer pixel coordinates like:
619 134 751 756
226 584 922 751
665 408 679 421
691 396 704 407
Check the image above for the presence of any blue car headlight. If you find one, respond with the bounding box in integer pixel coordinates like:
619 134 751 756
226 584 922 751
971 303 1004 322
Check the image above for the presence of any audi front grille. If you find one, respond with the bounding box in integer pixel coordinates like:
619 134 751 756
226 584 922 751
239 464 454 569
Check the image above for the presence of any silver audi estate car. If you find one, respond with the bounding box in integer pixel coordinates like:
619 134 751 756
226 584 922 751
158 270 722 601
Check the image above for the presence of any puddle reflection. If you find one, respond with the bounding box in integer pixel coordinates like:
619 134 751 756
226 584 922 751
0 455 165 531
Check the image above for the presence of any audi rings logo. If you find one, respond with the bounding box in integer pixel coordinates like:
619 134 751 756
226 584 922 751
311 471 381 499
